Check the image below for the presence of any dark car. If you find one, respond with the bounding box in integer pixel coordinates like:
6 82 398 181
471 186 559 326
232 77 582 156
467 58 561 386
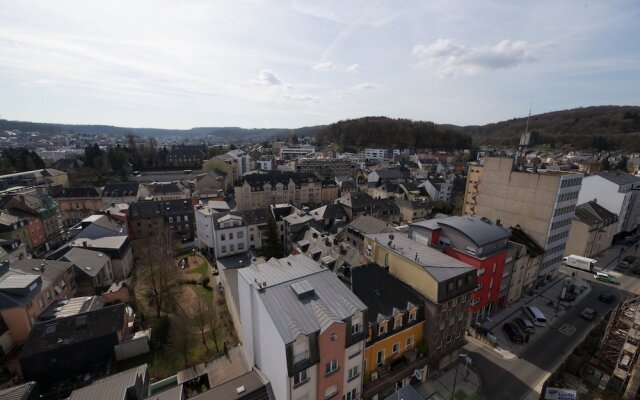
503 322 525 344
623 255 637 264
599 292 615 303
514 317 535 334
580 307 598 321
561 292 577 302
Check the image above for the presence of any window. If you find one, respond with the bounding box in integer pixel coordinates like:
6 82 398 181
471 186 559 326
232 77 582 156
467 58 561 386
394 315 403 329
46 290 51 300
458 312 465 321
406 335 414 349
184 215 189 222
237 231 244 238
345 388 358 400
451 298 457 307
378 323 387 336
38 297 44 309
168 217 173 223
408 309 417 323
392 342 400 354
221 234 226 241
230 244 235 252
477 268 485 276
325 385 338 400
325 359 338 375
376 349 385 366
447 281 455 291
229 232 234 240
221 245 226 253
238 243 245 250
293 370 308 386
351 321 361 335
449 317 455 326
348 365 359 380
250 234 255 241
176 216 181 222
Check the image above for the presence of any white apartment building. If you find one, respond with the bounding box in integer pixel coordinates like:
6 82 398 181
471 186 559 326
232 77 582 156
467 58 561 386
577 171 640 234
195 207 248 258
218 149 251 180
363 148 400 162
238 255 367 400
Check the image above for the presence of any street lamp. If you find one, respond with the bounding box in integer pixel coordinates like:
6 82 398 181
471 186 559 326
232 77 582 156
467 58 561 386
451 353 472 400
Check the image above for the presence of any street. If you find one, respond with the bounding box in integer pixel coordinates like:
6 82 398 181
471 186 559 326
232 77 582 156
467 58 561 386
468 266 640 400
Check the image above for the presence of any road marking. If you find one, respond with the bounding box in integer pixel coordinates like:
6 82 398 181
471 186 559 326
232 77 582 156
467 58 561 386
559 324 576 336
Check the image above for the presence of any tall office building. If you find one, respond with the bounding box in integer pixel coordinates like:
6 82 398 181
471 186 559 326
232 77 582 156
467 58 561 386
463 157 583 281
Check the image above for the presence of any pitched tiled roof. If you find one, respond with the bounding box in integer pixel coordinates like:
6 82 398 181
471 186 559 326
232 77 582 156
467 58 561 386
237 171 319 189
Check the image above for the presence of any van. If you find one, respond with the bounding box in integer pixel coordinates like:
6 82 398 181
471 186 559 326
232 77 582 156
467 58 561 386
523 305 547 326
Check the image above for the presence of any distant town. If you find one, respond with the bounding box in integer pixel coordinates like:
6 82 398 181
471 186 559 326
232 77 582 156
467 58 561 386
0 121 639 400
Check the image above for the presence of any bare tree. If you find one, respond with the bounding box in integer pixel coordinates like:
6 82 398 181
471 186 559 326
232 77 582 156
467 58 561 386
137 229 177 319
193 296 210 353
207 305 220 353
170 312 194 368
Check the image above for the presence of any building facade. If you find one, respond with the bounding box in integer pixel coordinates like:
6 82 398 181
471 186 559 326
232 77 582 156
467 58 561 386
463 157 583 281
296 159 357 180
234 172 322 211
565 200 618 258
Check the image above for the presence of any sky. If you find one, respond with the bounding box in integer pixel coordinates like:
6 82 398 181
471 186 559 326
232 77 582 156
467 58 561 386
0 0 639 129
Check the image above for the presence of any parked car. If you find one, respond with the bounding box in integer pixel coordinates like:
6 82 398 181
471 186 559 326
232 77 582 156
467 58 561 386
623 255 637 264
580 307 598 321
514 317 535 334
561 292 577 302
598 292 615 303
503 322 525 344
615 261 630 271
594 272 620 285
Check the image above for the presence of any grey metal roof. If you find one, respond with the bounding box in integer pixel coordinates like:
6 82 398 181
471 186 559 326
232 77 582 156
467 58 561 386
70 236 128 250
69 364 147 400
146 385 184 400
0 381 38 400
239 255 367 344
0 274 39 290
347 216 394 234
597 170 640 186
366 233 474 282
61 247 110 277
192 371 270 400
436 215 511 246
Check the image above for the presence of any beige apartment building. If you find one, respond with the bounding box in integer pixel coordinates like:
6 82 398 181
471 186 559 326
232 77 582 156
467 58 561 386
565 200 618 258
234 171 322 211
463 157 583 281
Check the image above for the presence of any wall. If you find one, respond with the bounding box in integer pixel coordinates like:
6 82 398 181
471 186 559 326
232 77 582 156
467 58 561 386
577 175 625 233
363 322 424 376
316 322 346 400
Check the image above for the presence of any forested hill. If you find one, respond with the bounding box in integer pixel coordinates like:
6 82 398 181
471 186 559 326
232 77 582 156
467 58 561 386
462 105 640 150
316 116 473 150
0 119 326 141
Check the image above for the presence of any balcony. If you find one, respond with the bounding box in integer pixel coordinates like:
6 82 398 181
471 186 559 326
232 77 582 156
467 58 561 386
362 349 428 399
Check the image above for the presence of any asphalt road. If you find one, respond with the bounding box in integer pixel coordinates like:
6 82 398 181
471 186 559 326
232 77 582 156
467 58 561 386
468 275 626 400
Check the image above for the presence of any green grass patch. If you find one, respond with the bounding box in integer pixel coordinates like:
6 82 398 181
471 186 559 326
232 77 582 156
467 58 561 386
454 389 468 400
186 261 209 276
191 284 214 306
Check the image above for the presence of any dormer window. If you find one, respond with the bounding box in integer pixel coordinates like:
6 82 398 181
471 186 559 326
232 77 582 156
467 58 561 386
394 314 403 329
408 309 417 323
378 321 388 336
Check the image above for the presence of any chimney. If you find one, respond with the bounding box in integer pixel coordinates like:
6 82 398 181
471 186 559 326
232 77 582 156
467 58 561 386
40 263 45 273
496 218 502 227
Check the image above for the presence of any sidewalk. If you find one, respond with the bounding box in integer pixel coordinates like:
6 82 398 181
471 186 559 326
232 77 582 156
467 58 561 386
416 359 481 400
593 244 632 271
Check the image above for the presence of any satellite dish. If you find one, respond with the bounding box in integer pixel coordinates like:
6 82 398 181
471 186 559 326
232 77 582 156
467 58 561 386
413 369 423 380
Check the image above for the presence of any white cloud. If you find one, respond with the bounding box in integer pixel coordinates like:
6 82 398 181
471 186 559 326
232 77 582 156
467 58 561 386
312 61 334 71
412 38 551 78
281 93 320 102
252 69 282 85
337 82 381 97
346 63 360 73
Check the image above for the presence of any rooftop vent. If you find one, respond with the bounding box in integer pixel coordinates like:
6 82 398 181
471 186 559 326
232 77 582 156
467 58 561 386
236 386 246 394
291 280 315 299
85 267 92 271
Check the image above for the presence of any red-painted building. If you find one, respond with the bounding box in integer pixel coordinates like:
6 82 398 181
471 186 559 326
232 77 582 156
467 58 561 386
25 217 47 251
408 216 513 322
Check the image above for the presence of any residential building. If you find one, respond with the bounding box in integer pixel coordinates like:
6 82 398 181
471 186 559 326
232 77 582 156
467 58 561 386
128 199 195 242
64 236 133 281
394 198 431 223
234 171 322 211
70 364 149 400
67 214 126 241
577 170 640 235
0 238 27 265
296 158 357 180
0 212 31 250
565 201 618 258
257 156 274 171
0 169 69 191
321 179 339 204
463 157 583 281
145 182 190 201
0 259 76 344
196 205 271 256
338 215 396 251
20 303 127 385
279 144 315 160
351 264 427 399
238 255 368 400
102 182 149 207
409 216 513 322
219 149 251 179
367 169 408 186
364 149 399 162
420 178 453 203
210 214 248 258
335 192 400 223
52 187 103 227
59 247 115 295
195 170 230 195
2 190 66 251
363 233 476 370
167 145 206 167
506 227 544 304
